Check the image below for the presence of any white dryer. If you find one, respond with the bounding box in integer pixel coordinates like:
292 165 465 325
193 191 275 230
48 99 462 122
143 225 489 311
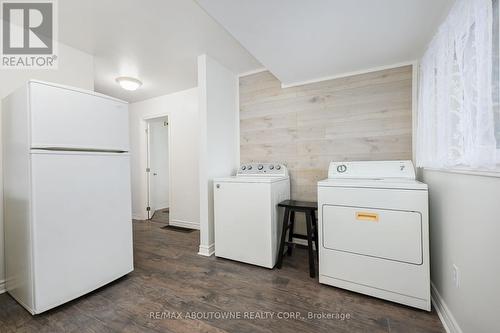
214 163 290 268
317 161 430 311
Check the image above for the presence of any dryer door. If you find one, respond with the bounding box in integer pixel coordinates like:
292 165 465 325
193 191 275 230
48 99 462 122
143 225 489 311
322 205 422 264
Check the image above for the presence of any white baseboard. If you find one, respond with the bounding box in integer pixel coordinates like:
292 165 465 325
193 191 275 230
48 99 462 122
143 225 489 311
169 219 200 230
198 243 215 257
292 237 317 250
132 212 147 221
196 238 311 259
431 282 463 333
0 279 6 294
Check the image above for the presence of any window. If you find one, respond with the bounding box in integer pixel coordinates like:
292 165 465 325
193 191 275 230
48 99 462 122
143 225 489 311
494 0 500 153
417 0 500 171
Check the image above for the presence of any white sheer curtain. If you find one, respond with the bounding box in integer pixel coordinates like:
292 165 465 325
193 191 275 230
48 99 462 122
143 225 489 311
417 0 498 169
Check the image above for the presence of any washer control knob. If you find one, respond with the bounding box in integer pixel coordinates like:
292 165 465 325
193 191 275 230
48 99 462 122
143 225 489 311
269 165 274 170
258 164 264 170
241 165 246 170
247 165 252 170
276 165 281 170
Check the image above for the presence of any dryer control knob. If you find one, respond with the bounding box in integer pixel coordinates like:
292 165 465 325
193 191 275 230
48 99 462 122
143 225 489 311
248 165 252 170
269 165 274 170
276 165 281 170
258 164 264 170
241 165 246 170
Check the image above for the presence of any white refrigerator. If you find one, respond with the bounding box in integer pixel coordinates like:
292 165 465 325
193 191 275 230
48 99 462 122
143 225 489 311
2 80 133 314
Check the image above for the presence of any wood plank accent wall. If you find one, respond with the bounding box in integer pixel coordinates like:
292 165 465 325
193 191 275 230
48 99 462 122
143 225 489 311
239 65 413 201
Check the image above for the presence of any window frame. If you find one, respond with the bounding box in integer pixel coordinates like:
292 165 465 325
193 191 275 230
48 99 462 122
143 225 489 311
495 0 500 161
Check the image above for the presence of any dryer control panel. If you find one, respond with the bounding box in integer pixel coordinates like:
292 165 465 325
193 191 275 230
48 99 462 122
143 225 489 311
237 163 288 177
328 160 415 179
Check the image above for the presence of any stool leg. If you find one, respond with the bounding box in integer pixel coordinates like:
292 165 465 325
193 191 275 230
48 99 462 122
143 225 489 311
276 207 290 269
287 211 295 256
313 215 319 260
305 211 316 278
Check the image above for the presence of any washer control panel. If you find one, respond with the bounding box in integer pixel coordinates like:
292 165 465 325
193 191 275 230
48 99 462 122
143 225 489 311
237 163 288 176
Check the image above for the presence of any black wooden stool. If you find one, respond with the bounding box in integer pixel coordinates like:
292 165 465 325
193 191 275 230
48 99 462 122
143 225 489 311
276 200 318 277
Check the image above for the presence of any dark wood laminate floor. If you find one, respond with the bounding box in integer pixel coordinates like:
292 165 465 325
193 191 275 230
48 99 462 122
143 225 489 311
0 221 445 333
151 208 169 225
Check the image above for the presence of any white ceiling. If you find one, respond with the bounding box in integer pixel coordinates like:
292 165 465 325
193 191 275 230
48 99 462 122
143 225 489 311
196 0 455 87
57 0 262 102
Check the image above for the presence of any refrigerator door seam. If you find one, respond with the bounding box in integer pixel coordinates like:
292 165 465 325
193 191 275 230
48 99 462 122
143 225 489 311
31 148 129 153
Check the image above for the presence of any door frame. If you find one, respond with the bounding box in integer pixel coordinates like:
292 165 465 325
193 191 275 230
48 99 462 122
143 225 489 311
143 114 172 220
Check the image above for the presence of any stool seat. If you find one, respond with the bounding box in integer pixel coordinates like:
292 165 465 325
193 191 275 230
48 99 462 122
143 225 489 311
278 200 318 210
276 200 318 278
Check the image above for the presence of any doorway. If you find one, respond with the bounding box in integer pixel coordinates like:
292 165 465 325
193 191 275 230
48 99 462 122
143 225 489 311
146 116 170 222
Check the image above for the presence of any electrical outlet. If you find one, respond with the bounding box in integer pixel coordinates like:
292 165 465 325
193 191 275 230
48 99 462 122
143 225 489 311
452 264 460 288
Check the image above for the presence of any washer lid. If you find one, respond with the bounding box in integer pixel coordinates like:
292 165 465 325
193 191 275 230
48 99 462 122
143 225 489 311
318 178 427 190
215 176 289 184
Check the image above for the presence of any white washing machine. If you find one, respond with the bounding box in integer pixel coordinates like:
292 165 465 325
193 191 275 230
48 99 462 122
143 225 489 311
318 160 430 311
213 163 290 268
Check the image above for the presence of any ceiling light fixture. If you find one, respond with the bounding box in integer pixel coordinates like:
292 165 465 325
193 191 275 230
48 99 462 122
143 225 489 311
116 76 142 91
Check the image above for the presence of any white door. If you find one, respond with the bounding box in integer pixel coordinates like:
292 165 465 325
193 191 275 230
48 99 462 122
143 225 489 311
30 150 133 313
147 117 169 215
29 81 129 151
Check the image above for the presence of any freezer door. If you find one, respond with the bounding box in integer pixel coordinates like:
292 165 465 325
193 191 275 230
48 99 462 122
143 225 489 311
30 151 133 313
30 82 129 151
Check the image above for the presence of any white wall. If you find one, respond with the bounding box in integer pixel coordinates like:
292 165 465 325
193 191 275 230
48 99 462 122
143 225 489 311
0 42 95 293
129 88 199 229
420 169 500 333
148 117 169 210
198 54 239 256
